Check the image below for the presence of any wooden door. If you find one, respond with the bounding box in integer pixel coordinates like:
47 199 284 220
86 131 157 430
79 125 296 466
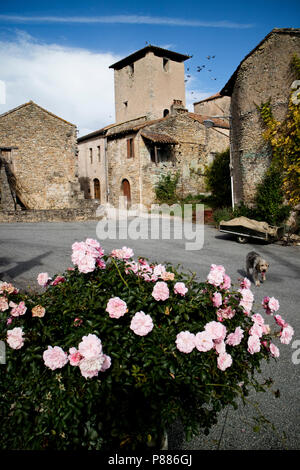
94 178 100 200
121 179 131 208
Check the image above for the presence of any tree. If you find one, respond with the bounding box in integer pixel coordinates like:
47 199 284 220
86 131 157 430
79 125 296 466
204 148 231 208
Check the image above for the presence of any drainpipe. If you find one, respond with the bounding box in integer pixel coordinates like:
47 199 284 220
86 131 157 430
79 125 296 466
104 137 109 203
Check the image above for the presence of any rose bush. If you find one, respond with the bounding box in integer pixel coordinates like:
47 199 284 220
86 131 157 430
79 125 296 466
0 240 294 450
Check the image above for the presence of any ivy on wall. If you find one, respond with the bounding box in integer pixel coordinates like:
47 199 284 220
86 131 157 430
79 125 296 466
257 54 300 206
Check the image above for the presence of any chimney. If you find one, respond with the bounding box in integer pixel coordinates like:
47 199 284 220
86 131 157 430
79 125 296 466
170 99 188 115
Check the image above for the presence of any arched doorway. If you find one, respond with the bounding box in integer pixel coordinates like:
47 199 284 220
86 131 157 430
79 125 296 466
121 179 131 208
93 178 100 200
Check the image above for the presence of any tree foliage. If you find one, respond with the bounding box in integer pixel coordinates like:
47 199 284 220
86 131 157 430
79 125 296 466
204 148 231 208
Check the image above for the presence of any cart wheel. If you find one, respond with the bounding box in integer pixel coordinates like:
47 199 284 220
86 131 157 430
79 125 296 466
236 235 247 244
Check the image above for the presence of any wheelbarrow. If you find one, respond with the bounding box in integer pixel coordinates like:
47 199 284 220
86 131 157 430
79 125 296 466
219 216 284 244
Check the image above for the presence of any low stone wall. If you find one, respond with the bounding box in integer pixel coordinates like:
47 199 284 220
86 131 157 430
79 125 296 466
0 208 102 223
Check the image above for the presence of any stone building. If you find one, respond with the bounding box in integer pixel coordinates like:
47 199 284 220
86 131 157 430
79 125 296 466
0 101 84 210
220 28 300 207
193 92 231 118
78 45 229 207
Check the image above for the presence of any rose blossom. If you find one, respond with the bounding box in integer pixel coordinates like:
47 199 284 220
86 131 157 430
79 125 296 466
251 313 265 326
0 282 17 294
101 354 111 372
130 311 154 336
43 346 68 370
221 274 231 290
204 321 226 342
68 347 82 366
240 277 251 289
247 335 261 354
239 288 254 314
212 292 222 308
207 264 225 287
32 305 46 318
217 306 235 321
51 276 66 286
78 334 102 359
262 324 271 335
161 271 175 281
79 356 105 379
37 272 51 287
7 327 24 350
9 301 27 317
214 341 226 355
0 296 9 312
175 331 195 353
226 326 244 347
106 297 128 319
153 264 166 278
249 323 263 338
268 297 280 313
217 352 233 371
174 282 188 297
77 255 96 274
111 246 134 260
270 343 280 358
280 325 294 345
274 315 287 328
195 331 214 352
152 282 170 301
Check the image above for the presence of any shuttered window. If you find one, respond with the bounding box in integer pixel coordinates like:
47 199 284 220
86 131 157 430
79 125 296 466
127 138 134 159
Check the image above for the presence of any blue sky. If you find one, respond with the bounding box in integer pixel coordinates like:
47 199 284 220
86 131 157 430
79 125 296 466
0 0 299 135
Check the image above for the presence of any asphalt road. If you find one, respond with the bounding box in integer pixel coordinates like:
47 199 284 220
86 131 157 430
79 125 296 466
0 219 299 450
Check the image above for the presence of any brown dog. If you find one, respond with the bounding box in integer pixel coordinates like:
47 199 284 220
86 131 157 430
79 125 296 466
246 251 269 287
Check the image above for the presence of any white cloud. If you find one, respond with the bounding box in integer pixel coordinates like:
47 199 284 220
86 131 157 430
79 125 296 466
0 15 254 29
0 32 119 136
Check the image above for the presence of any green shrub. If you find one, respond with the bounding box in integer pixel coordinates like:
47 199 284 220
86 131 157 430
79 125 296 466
0 239 293 450
154 171 180 204
205 148 231 208
213 207 233 226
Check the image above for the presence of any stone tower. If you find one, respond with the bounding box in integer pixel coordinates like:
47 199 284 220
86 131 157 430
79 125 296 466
109 45 190 124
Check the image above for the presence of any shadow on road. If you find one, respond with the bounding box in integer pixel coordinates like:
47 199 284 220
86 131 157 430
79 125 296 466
0 251 53 281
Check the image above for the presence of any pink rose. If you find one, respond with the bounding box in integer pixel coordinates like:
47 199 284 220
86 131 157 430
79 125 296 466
43 346 68 370
268 297 280 313
0 296 9 312
161 271 175 281
101 354 111 372
174 282 188 297
130 311 154 336
249 323 263 338
251 313 265 326
79 356 105 379
270 343 280 358
68 347 82 366
212 292 222 307
78 334 102 359
7 327 24 350
9 301 27 317
52 276 66 286
214 340 226 355
195 331 214 352
37 272 51 287
239 288 254 314
175 331 195 353
96 258 106 270
274 315 287 328
217 306 235 321
247 335 261 354
240 277 251 289
221 274 231 290
77 255 96 274
217 352 233 371
106 297 128 319
207 264 225 287
152 282 170 301
262 296 272 315
262 324 270 334
226 326 244 346
204 321 227 342
111 246 134 260
280 325 294 344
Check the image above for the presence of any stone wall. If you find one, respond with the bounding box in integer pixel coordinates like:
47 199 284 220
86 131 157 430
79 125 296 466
0 207 102 223
228 30 300 206
194 95 231 117
77 136 107 202
0 101 83 210
107 112 229 208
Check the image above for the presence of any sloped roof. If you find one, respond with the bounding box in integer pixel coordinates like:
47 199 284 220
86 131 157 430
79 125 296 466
140 130 178 144
187 112 230 129
220 28 300 96
77 123 115 143
0 100 75 126
193 92 222 106
109 45 190 70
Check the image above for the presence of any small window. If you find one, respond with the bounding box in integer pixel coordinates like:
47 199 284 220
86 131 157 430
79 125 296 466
89 148 93 164
163 58 169 72
163 109 169 117
124 101 128 108
127 138 135 159
97 146 101 162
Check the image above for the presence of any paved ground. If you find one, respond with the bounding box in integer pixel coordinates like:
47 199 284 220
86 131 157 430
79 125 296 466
0 219 299 450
